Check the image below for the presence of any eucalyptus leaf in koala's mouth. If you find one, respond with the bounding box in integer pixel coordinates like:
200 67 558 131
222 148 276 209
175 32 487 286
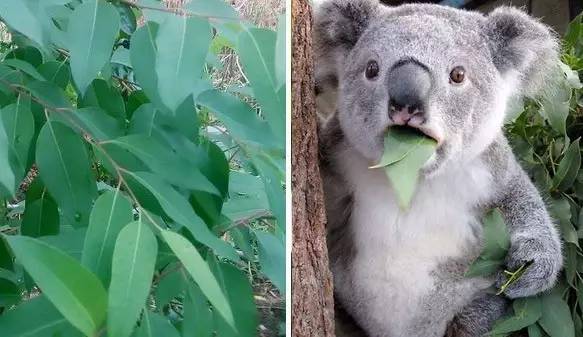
369 126 437 209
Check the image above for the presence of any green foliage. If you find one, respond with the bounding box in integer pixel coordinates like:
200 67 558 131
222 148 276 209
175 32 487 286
0 1 285 336
370 126 437 209
487 15 583 337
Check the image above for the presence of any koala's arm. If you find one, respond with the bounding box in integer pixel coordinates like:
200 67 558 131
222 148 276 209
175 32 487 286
494 157 562 298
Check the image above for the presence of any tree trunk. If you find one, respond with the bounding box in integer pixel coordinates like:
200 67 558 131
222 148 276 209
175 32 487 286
291 1 335 336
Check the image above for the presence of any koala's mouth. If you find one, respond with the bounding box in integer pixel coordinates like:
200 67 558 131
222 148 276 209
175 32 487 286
389 125 441 144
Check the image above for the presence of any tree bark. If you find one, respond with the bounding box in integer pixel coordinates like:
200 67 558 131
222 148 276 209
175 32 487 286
291 1 335 336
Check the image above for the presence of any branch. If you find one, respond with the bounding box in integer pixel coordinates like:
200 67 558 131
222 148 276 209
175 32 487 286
116 0 241 22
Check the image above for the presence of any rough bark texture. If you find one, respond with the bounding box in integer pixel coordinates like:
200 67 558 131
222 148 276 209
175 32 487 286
291 0 336 336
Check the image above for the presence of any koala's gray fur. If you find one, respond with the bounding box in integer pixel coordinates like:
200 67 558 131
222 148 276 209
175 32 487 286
314 1 563 337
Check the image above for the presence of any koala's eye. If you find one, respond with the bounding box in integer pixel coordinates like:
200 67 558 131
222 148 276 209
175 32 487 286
365 60 379 79
449 66 465 84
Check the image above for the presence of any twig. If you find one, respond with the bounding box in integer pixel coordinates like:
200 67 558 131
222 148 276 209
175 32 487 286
220 210 272 234
116 0 240 21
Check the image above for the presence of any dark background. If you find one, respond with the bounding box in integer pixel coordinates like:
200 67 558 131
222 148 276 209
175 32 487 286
381 0 582 34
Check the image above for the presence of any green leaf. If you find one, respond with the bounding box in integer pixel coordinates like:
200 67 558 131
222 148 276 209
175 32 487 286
465 258 504 277
124 171 238 262
275 15 286 89
2 59 46 81
26 80 73 110
72 107 125 142
491 297 542 334
82 189 134 286
0 238 13 270
550 197 579 248
541 85 570 135
154 265 185 309
560 62 582 90
0 296 82 337
106 135 219 195
250 150 285 229
3 235 108 337
137 0 167 24
135 311 180 337
39 228 87 261
371 127 437 209
155 16 211 111
186 0 239 20
131 23 165 111
223 172 269 221
539 293 575 337
528 324 544 337
36 121 97 227
0 95 35 182
0 2 46 48
108 221 158 337
68 1 120 93
197 90 281 149
37 61 71 89
117 4 137 35
238 28 284 140
80 79 127 121
183 283 213 337
21 189 59 237
0 119 17 197
5 46 43 68
209 259 258 337
254 230 285 293
552 138 581 191
479 209 511 261
160 230 235 330
370 127 434 168
0 277 20 307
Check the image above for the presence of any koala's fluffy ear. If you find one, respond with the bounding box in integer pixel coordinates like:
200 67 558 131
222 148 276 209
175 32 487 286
313 0 379 107
314 0 378 52
484 7 560 97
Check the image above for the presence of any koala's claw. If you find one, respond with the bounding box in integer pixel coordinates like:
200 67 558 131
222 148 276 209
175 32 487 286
496 239 561 299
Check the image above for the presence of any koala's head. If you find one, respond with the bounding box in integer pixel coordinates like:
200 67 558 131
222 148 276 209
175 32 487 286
314 0 559 174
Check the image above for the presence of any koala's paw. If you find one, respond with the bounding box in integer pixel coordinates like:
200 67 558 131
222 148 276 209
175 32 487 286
444 321 472 337
496 238 562 298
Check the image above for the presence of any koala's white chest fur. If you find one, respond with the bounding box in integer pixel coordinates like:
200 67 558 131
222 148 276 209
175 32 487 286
334 149 495 337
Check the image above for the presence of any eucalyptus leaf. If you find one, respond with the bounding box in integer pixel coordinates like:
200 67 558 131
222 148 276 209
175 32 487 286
0 296 82 337
4 235 108 337
20 189 59 238
68 1 120 93
491 297 542 334
539 293 575 337
238 28 284 139
123 171 238 262
108 221 158 337
553 138 581 191
370 127 437 209
254 230 285 293
82 189 134 286
135 310 180 337
36 121 97 227
155 16 211 112
160 230 236 330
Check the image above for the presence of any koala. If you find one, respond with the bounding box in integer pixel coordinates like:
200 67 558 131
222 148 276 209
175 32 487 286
314 1 564 337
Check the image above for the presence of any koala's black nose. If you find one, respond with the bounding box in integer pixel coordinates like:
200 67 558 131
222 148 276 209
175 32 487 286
387 59 432 124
